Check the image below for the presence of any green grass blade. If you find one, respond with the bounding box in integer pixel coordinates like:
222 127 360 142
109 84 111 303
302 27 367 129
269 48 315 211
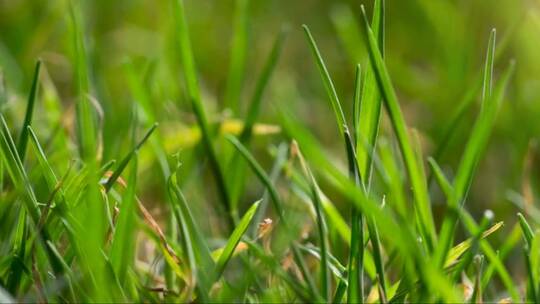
524 246 538 302
215 200 260 279
68 0 96 161
225 134 284 219
109 157 138 283
356 0 384 186
481 29 496 105
360 5 436 250
518 212 534 248
436 61 515 268
226 135 320 300
173 0 233 228
453 38 508 207
343 130 364 303
223 0 249 113
297 153 331 302
168 169 215 300
450 211 492 282
0 116 40 222
352 64 362 143
378 139 407 219
104 123 157 192
17 59 41 162
239 29 286 142
302 24 347 135
228 28 286 211
427 157 453 199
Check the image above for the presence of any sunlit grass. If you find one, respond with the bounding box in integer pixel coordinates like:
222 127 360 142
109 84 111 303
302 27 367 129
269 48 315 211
0 0 538 303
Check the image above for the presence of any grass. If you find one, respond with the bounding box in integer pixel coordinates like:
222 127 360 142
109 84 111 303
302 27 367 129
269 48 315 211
0 0 538 302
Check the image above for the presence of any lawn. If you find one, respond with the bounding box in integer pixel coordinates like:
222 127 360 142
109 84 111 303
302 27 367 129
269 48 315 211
0 0 539 302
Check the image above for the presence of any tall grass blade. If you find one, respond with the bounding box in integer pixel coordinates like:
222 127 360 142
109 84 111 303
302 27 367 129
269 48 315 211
228 28 286 212
436 61 515 268
17 59 41 162
173 0 233 228
302 25 347 135
344 130 364 304
297 151 331 302
360 5 436 250
168 169 215 300
356 0 384 187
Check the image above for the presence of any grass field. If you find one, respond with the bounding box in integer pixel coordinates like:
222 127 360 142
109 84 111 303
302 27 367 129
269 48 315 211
1 0 540 302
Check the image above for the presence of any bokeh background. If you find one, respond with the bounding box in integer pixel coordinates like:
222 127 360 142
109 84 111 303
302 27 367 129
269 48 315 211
1 0 540 284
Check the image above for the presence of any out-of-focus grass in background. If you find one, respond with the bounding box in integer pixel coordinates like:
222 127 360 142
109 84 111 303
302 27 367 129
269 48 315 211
1 0 540 302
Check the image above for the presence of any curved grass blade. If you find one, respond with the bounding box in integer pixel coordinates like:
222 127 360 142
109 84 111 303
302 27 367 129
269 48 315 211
215 200 260 279
518 212 534 248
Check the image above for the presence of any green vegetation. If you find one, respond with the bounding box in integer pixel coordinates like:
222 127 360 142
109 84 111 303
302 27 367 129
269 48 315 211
0 0 539 302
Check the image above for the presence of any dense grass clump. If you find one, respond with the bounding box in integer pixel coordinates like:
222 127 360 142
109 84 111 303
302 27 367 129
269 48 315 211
1 0 540 302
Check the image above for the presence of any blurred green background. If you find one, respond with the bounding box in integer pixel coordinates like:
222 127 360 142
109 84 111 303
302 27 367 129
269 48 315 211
1 0 540 265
